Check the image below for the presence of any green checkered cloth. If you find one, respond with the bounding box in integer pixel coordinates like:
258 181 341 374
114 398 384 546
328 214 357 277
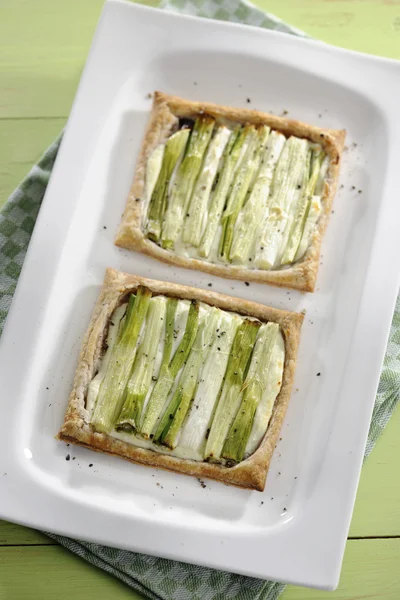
0 1 398 599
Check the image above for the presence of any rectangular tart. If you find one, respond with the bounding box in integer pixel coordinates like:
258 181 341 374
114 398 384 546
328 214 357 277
58 268 303 491
116 92 346 292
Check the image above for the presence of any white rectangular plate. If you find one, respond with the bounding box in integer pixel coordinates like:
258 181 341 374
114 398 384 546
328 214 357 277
1 0 400 590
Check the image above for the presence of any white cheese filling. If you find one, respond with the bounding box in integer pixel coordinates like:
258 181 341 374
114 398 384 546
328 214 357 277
143 124 328 270
87 298 285 463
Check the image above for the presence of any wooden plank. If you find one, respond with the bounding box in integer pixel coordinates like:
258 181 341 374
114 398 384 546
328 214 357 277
0 1 157 119
0 539 398 600
0 521 52 546
1 0 399 119
0 0 102 118
0 118 64 208
256 0 400 59
350 404 400 537
283 539 400 600
0 545 144 600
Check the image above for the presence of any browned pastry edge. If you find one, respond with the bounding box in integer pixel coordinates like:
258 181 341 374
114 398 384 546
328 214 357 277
115 91 346 292
58 268 303 491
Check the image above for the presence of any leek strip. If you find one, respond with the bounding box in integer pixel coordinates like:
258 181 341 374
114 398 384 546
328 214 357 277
178 312 239 455
139 300 200 438
146 129 190 242
160 297 178 374
204 319 260 461
219 125 265 261
229 131 286 264
161 117 215 248
245 332 285 456
160 308 219 448
86 304 127 416
142 144 165 226
182 126 231 246
91 287 152 433
116 297 167 430
198 126 249 258
280 147 325 265
295 195 322 261
222 323 279 462
254 137 309 270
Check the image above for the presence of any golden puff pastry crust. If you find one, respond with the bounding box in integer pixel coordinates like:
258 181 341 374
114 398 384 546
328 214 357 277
116 91 346 292
58 268 304 491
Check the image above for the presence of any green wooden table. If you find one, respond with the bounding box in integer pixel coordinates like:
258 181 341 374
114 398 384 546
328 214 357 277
1 1 399 598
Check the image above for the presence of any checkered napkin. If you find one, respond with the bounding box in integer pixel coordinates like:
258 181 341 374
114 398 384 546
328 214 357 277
1 2 398 599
